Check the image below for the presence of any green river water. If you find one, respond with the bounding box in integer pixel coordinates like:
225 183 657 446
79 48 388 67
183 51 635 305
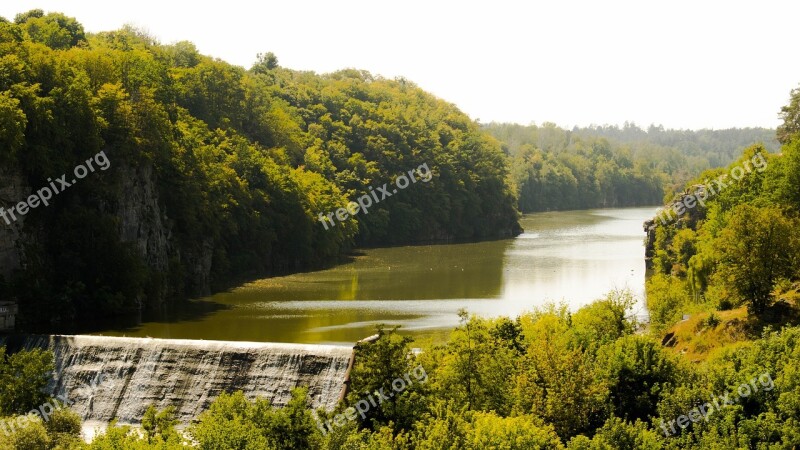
94 207 657 344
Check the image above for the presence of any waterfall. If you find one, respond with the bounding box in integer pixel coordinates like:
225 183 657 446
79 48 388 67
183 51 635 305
0 335 352 426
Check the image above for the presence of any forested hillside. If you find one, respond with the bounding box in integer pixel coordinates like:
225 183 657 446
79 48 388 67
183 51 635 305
0 11 519 329
646 85 800 333
485 122 778 212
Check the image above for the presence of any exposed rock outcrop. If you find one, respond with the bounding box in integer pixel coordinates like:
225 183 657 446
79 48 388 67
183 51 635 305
0 169 29 279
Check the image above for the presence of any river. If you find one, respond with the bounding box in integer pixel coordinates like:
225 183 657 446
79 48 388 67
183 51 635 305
94 207 657 344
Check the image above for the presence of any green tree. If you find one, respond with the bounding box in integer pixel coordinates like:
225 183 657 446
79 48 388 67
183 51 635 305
716 204 798 314
514 308 609 440
252 52 279 74
346 325 420 431
597 336 680 423
14 10 86 50
190 389 321 450
567 416 663 450
7 416 49 450
0 91 26 164
0 347 53 415
465 412 563 450
570 289 637 352
44 408 83 449
778 86 800 144
142 405 180 445
645 274 690 333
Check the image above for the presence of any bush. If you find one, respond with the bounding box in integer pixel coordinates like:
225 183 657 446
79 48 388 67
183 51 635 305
598 336 682 422
465 412 563 450
700 312 721 329
0 347 54 415
645 274 690 334
190 389 321 450
44 407 82 448
8 416 49 450
567 416 663 450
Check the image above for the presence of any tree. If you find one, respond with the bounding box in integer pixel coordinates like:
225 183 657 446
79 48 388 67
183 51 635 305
0 91 26 164
597 335 680 422
716 204 798 314
514 309 609 440
252 52 279 74
6 416 50 450
0 347 54 416
44 408 83 449
346 325 419 431
778 86 800 144
190 389 321 450
142 405 180 445
465 412 563 450
15 10 86 50
567 416 663 450
570 289 637 352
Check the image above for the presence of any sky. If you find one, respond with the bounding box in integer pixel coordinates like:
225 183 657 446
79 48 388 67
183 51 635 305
2 1 799 130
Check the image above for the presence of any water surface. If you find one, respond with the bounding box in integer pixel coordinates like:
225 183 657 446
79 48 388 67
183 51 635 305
95 207 656 344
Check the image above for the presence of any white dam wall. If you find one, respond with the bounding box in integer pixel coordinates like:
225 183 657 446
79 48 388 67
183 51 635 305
1 335 352 426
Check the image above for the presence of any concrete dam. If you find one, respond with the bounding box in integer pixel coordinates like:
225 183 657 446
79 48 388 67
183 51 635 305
0 335 352 427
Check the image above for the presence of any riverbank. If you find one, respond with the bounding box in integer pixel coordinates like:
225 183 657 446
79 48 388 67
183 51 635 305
88 207 657 344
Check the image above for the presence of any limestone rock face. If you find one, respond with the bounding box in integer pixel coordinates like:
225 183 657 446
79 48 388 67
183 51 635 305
0 169 29 278
116 163 170 274
2 335 352 425
0 160 219 308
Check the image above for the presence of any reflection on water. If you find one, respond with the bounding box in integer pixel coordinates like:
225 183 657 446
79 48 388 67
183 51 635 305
95 207 657 344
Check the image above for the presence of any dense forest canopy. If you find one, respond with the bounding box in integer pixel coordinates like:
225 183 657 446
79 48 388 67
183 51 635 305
0 11 519 328
484 122 778 212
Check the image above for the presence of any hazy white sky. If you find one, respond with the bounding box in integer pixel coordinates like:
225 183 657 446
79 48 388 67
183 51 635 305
3 1 799 130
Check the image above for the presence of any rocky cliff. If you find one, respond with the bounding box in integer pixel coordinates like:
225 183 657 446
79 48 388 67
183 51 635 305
0 161 218 312
0 169 29 280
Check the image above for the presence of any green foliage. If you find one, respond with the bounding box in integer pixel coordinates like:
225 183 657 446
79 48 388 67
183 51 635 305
514 307 609 439
646 273 691 333
43 407 82 449
597 335 681 422
85 420 188 449
252 52 279 74
407 403 469 450
464 412 563 449
647 139 800 323
486 122 777 212
419 313 518 417
0 347 53 415
0 91 26 163
567 416 664 450
505 137 664 212
346 325 422 432
570 289 637 352
190 389 321 450
142 405 180 445
14 10 86 50
778 86 800 145
716 204 799 314
6 415 49 450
